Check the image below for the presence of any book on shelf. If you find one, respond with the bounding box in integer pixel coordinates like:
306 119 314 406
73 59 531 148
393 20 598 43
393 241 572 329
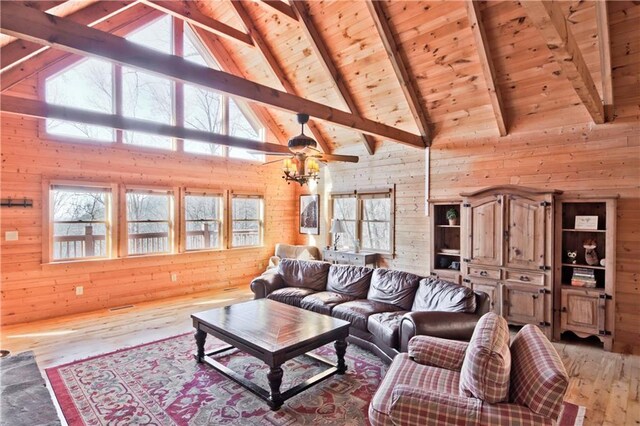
571 268 597 287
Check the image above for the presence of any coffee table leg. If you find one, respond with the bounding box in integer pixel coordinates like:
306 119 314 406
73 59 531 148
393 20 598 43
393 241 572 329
267 365 284 410
194 329 206 363
335 339 347 374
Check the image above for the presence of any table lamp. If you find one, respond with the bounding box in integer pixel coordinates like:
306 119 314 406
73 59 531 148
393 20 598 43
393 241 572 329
330 219 345 250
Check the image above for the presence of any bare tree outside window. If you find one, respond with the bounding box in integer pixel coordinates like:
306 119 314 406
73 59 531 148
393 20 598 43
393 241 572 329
185 194 223 250
332 197 357 247
183 84 223 156
51 186 110 260
361 197 391 251
228 99 264 162
126 191 172 255
232 197 262 247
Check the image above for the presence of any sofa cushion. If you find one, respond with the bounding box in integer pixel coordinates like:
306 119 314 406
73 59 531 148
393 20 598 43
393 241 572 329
300 291 357 315
266 287 316 307
459 312 511 403
367 269 421 311
368 311 408 349
327 265 373 299
332 300 403 331
412 277 477 313
510 325 569 420
277 259 330 291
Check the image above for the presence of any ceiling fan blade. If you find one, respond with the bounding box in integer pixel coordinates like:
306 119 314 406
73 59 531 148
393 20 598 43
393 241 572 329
313 153 359 163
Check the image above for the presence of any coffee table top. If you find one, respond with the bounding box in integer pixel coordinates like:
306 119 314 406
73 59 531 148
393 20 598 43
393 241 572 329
192 299 350 353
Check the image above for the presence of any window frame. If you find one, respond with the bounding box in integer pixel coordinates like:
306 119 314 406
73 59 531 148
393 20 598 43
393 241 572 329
121 185 179 257
43 180 118 264
329 188 395 255
181 188 226 252
228 192 264 249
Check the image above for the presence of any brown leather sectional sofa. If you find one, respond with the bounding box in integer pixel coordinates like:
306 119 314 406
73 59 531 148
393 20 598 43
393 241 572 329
250 259 490 362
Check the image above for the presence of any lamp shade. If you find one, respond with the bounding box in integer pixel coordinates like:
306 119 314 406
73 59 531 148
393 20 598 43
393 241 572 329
330 219 345 234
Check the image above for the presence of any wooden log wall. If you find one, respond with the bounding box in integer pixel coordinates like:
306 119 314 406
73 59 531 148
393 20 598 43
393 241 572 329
0 75 298 326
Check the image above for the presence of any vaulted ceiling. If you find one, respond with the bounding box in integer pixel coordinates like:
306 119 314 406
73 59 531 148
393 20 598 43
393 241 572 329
1 0 638 155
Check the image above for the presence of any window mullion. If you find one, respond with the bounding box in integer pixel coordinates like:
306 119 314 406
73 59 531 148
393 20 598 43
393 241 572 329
174 17 184 152
222 95 229 157
114 64 123 144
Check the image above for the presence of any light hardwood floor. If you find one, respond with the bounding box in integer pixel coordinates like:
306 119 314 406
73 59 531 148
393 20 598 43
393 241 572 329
1 288 638 426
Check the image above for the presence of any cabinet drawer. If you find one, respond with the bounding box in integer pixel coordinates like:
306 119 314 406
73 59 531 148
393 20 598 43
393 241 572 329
466 266 501 280
337 253 351 263
323 251 336 261
504 270 545 286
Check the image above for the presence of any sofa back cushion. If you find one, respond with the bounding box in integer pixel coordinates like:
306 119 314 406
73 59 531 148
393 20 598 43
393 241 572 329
412 277 477 313
459 312 511 403
510 325 569 420
367 269 421 310
277 259 330 291
327 265 373 298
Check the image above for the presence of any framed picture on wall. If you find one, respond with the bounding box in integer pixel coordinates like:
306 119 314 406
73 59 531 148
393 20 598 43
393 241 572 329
299 194 320 235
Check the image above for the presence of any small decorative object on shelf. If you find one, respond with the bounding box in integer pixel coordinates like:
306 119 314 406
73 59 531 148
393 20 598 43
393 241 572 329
600 258 606 267
354 239 360 254
567 250 577 264
446 207 459 226
574 215 599 230
583 238 599 266
449 261 460 270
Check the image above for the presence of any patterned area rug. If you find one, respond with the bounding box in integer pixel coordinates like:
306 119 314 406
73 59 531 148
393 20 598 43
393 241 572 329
46 334 585 425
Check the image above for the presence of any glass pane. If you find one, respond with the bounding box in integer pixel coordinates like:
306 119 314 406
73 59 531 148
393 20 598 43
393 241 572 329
127 222 170 255
183 84 222 156
127 15 172 54
184 29 209 66
52 188 107 221
228 99 264 161
53 223 107 260
185 195 221 220
186 221 220 250
333 198 356 220
46 120 114 141
232 220 260 246
123 68 173 124
123 131 173 150
232 198 260 220
333 220 356 248
362 198 391 221
126 192 170 221
362 222 390 251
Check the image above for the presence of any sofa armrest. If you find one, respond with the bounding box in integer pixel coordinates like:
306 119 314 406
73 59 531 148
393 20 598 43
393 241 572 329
389 384 480 426
399 311 480 352
408 335 468 371
250 271 284 299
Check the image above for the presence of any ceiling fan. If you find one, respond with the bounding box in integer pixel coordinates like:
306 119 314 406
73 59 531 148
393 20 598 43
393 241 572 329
261 113 360 186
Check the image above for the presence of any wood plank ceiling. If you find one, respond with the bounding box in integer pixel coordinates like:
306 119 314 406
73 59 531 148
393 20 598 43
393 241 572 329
2 0 634 154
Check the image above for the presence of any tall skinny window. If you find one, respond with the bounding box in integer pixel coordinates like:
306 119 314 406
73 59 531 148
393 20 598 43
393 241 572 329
126 189 173 255
51 185 111 260
360 193 392 252
231 195 263 248
185 193 223 250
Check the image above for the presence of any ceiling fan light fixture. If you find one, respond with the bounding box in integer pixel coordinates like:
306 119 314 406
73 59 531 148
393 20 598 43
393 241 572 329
287 113 317 153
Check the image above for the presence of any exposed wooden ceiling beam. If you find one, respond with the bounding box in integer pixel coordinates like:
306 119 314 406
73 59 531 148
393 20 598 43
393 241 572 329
261 0 297 21
16 1 66 12
521 0 605 124
0 94 292 154
188 25 288 146
138 0 253 46
230 0 332 153
595 0 613 122
365 0 431 147
1 4 163 92
291 1 376 155
465 0 508 136
1 1 137 72
0 3 423 148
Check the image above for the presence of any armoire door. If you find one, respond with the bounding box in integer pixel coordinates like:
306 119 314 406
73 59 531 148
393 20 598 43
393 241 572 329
505 194 547 270
465 195 503 266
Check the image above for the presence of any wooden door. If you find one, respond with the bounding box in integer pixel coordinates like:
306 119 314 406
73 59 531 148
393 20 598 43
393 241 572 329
560 288 602 336
465 195 503 266
465 278 501 315
505 194 547 270
503 283 545 325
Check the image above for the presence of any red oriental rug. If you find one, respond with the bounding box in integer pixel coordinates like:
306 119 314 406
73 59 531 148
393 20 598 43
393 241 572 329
46 333 585 425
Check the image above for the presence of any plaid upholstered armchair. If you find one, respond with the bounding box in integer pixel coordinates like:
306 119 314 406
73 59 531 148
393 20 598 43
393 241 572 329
369 313 569 426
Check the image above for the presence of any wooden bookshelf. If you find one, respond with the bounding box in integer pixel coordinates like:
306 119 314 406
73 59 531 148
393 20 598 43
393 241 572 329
429 201 462 283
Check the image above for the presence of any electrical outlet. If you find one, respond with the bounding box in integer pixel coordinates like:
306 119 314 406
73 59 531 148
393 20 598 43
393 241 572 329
5 231 18 241
171 273 178 282
75 286 84 296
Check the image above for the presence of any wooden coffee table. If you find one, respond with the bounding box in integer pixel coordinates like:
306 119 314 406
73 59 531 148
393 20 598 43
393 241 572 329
191 299 350 410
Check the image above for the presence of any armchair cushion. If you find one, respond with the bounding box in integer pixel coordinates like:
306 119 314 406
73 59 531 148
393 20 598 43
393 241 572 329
274 243 321 260
510 324 569 420
389 385 480 426
327 264 373 298
459 312 511 404
480 402 554 425
266 287 316 307
277 258 330 291
408 336 468 371
300 291 356 315
411 277 477 313
367 269 421 311
367 311 408 349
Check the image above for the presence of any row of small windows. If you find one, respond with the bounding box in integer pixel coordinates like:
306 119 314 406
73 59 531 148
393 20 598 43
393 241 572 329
51 184 264 262
44 15 264 161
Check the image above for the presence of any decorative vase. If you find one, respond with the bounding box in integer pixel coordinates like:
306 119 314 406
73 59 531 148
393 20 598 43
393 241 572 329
583 239 599 266
448 218 459 226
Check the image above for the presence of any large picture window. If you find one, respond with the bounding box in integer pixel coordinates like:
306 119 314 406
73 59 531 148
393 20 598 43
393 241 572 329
50 185 112 261
231 195 263 248
126 189 173 255
184 192 223 251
